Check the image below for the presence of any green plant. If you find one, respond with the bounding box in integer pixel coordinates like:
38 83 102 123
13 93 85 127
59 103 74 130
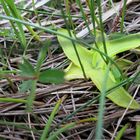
19 41 64 112
40 94 97 140
0 0 40 48
0 0 26 48
0 40 64 112
57 28 140 109
136 122 140 140
115 123 130 140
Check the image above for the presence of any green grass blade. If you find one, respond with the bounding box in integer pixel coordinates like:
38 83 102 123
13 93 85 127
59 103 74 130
115 123 129 140
47 122 76 140
1 0 40 44
76 0 91 34
0 0 23 46
96 0 108 56
120 0 127 33
95 64 110 139
40 98 63 140
65 0 75 30
32 0 41 25
6 0 41 42
48 117 96 140
25 25 41 42
136 122 140 140
89 0 100 35
60 4 87 79
0 97 27 104
4 0 26 48
0 120 38 133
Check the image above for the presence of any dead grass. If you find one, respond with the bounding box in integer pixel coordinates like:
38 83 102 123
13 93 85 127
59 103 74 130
0 0 140 139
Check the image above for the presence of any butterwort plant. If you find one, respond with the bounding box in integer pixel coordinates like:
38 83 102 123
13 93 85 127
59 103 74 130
57 28 140 109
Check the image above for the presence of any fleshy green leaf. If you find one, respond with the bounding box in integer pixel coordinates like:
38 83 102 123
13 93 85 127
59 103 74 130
39 69 64 84
66 64 139 108
93 33 140 62
88 69 139 109
57 29 93 71
92 33 140 69
57 28 140 109
64 63 89 80
108 33 140 56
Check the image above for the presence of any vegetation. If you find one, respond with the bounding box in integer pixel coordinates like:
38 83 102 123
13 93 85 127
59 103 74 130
0 0 140 139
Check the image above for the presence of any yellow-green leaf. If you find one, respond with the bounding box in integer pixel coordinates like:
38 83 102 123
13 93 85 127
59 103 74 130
57 28 140 109
88 69 139 109
57 29 93 71
64 63 89 80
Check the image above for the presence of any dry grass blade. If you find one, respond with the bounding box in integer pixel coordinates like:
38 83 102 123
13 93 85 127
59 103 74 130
76 0 136 38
